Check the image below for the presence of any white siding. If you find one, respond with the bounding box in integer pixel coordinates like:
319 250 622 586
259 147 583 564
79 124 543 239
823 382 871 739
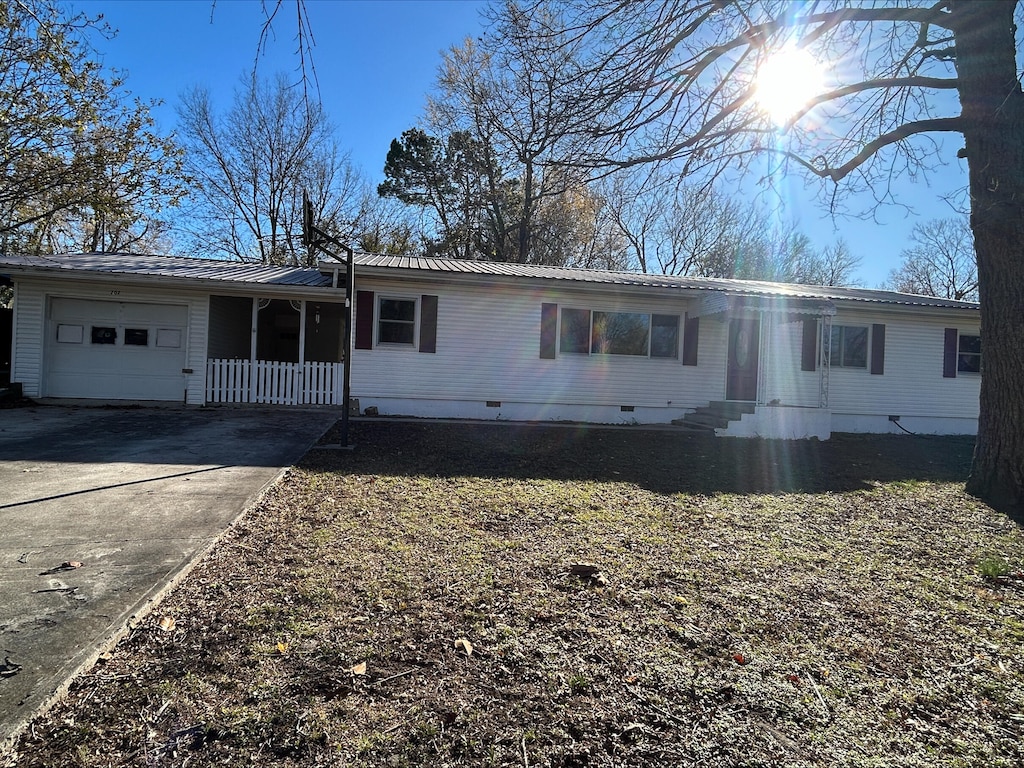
11 282 44 397
11 278 210 405
760 316 820 407
828 308 980 420
351 279 726 422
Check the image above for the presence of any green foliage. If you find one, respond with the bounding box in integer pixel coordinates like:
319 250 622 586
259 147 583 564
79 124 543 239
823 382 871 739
0 1 185 254
978 555 1011 579
378 127 517 261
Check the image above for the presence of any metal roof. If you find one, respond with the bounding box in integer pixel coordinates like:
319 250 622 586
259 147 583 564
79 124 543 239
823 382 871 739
0 251 979 312
0 252 332 287
348 254 980 311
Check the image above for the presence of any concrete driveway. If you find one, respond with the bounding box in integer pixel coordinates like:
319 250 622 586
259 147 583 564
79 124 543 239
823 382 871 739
0 405 337 749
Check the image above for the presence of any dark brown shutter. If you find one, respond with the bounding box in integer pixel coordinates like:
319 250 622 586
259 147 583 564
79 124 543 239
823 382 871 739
540 303 557 359
801 317 818 371
355 290 374 350
943 328 958 378
682 314 699 366
419 295 438 353
870 324 885 375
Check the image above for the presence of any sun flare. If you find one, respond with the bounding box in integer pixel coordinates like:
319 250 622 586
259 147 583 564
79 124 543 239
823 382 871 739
754 46 826 126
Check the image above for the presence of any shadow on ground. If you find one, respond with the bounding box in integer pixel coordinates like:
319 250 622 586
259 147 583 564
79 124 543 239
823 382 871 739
307 420 976 495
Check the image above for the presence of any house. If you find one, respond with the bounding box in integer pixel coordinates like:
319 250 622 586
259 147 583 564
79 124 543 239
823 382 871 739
0 252 981 439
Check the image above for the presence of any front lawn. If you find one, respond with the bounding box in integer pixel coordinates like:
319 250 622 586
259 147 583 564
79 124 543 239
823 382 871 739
10 423 1024 767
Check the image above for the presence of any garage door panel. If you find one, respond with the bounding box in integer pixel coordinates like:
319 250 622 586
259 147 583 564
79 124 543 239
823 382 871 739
46 298 188 401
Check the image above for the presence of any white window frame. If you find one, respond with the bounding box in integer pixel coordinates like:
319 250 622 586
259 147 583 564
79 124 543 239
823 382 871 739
558 307 680 359
828 324 869 370
957 332 981 374
375 295 418 348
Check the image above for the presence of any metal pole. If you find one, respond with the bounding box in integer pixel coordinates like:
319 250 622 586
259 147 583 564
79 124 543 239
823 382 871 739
340 246 354 446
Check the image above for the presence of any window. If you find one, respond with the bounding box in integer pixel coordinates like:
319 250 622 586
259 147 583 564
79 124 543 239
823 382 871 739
378 297 416 345
558 307 680 358
124 328 149 346
592 311 649 355
91 326 116 345
651 314 679 359
829 325 868 368
156 329 181 348
560 308 591 354
56 324 84 344
958 334 981 373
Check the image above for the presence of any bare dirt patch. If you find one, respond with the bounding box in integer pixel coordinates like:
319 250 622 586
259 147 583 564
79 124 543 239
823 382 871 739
8 422 1023 767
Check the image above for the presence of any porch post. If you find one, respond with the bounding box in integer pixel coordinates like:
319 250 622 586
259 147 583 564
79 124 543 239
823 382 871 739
298 301 307 366
819 314 832 408
250 297 259 402
757 311 772 406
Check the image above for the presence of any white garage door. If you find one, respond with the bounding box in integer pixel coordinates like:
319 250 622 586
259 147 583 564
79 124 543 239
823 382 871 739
45 298 189 401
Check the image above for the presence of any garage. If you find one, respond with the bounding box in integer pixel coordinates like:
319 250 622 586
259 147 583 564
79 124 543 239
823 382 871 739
45 298 189 401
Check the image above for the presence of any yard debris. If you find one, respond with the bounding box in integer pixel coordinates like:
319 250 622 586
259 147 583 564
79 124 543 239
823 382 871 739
38 560 83 575
156 616 176 632
569 563 609 587
454 638 474 657
0 656 21 678
350 661 368 675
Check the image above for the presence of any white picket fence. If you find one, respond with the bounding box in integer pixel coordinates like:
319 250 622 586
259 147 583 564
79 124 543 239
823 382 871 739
206 359 343 405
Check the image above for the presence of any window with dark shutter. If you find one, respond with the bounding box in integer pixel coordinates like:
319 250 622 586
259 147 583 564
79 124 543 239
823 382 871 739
355 290 374 349
801 317 818 371
419 295 438 353
540 303 557 359
870 324 885 375
943 328 958 378
682 314 699 366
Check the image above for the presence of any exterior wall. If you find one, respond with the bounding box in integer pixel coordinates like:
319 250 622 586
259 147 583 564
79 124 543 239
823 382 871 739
759 315 821 407
826 307 979 434
10 281 44 397
10 278 210 405
351 278 725 423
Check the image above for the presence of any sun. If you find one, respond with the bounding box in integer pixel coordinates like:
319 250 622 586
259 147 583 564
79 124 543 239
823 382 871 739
754 46 826 126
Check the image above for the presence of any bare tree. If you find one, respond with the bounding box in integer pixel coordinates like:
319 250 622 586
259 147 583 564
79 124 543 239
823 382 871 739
490 0 1024 518
795 239 863 287
178 73 369 265
426 36 592 264
886 218 977 301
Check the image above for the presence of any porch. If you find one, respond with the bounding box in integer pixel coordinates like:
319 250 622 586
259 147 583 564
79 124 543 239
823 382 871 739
205 295 347 406
689 293 837 439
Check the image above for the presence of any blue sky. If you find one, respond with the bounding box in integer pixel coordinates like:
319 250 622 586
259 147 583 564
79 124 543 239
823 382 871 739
72 0 968 287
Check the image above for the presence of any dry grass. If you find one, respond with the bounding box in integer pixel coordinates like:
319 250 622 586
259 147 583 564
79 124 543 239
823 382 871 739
8 422 1024 767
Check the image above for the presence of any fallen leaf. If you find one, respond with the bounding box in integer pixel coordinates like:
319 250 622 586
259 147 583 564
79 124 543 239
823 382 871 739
350 661 367 675
276 641 290 655
157 616 176 632
787 673 801 685
455 638 474 657
733 653 748 665
63 561 83 569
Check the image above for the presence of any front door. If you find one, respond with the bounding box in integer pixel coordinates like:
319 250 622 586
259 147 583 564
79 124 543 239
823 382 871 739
726 317 760 401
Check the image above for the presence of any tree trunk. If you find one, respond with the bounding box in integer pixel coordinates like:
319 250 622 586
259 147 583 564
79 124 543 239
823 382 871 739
953 0 1024 520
